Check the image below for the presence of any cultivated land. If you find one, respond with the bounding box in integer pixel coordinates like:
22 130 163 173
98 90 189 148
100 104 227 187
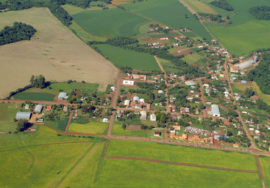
73 7 148 37
93 44 160 71
205 0 270 56
69 121 109 135
0 8 119 98
182 0 218 14
0 103 18 132
260 156 270 187
123 0 212 40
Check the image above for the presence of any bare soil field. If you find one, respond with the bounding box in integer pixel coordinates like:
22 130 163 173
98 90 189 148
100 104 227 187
0 8 119 98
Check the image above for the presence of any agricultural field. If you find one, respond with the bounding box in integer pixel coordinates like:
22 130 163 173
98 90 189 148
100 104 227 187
181 0 218 14
93 44 160 71
45 118 69 132
0 7 119 98
205 0 270 56
111 122 149 137
183 52 203 65
73 7 148 37
123 0 212 40
13 89 56 101
260 156 270 188
0 103 19 133
69 120 108 135
48 82 98 94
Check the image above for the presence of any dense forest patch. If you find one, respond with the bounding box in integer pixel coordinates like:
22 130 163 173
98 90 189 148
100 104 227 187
0 22 36 45
249 6 270 20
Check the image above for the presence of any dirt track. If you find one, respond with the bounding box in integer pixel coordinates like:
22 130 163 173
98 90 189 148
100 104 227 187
106 156 257 173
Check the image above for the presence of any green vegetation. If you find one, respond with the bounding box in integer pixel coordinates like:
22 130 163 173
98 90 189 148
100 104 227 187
111 122 149 137
183 52 203 65
13 92 55 101
250 6 270 20
93 44 159 71
0 103 18 132
49 2 73 26
107 140 258 170
69 120 108 134
210 0 234 11
123 0 212 40
45 118 69 131
0 22 36 45
73 8 148 37
206 0 270 56
260 156 270 188
48 81 98 94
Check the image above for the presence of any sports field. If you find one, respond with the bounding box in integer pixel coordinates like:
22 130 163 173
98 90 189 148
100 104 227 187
205 0 270 56
123 0 212 40
0 8 119 98
73 7 148 37
0 103 18 132
93 44 160 71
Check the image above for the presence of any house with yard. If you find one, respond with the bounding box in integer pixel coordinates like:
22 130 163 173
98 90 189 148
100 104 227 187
34 105 43 114
123 80 134 86
58 92 68 100
16 112 32 120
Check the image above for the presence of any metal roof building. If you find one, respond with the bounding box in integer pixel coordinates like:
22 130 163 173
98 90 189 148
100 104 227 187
34 105 43 113
211 104 220 117
58 92 68 100
16 112 32 120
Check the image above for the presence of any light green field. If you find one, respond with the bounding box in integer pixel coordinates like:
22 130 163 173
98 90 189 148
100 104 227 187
157 57 179 73
183 52 203 64
232 82 270 105
182 0 218 14
206 0 270 56
93 44 160 71
112 122 149 137
69 121 108 134
123 0 212 40
48 82 98 94
107 140 258 170
73 7 148 37
94 158 260 188
62 4 85 15
0 103 18 132
260 156 270 188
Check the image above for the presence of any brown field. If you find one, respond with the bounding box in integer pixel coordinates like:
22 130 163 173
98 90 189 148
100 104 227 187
181 0 218 14
0 8 119 98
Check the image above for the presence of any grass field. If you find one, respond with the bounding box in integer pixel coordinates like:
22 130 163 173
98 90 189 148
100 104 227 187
0 103 18 132
123 0 212 40
45 118 69 132
183 52 203 65
182 0 218 14
260 156 270 188
112 122 149 137
48 82 98 94
107 140 258 170
0 8 118 97
205 0 270 56
232 82 270 105
69 121 108 135
93 44 160 71
13 92 55 101
73 7 148 37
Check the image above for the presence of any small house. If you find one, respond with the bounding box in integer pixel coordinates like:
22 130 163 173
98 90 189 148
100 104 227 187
58 92 68 100
123 80 134 86
16 112 32 120
211 104 220 117
150 114 156 122
46 105 52 112
124 100 130 106
103 118 109 123
154 131 162 137
34 105 43 114
140 111 147 120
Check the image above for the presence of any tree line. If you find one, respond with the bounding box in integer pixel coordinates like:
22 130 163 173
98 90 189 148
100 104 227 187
250 6 270 20
0 22 36 45
210 0 234 11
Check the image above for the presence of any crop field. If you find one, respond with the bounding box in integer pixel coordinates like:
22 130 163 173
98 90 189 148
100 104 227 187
205 0 270 56
123 0 212 40
112 122 149 137
0 8 119 98
69 121 108 135
260 156 270 188
182 0 218 14
0 103 18 132
13 92 56 101
48 82 98 94
45 118 69 132
93 44 160 71
73 7 148 37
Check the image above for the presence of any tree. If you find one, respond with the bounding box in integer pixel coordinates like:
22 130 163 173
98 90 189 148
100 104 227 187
30 75 46 88
17 120 31 131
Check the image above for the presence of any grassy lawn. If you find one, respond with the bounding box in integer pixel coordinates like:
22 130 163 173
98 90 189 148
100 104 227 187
69 120 109 135
123 0 212 40
183 52 203 65
260 156 270 188
107 140 258 170
48 82 98 94
62 4 85 15
205 0 270 56
45 118 69 132
112 122 149 137
93 158 260 187
232 82 270 105
0 103 18 132
13 92 55 101
93 44 160 71
73 7 148 37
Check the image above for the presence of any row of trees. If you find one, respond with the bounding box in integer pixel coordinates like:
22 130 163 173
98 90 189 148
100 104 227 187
249 6 270 20
0 22 36 45
210 0 234 11
49 2 72 26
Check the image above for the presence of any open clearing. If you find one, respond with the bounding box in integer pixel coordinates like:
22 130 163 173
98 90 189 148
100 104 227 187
205 0 270 56
182 0 218 14
260 156 270 188
0 103 18 132
69 121 109 135
0 8 119 98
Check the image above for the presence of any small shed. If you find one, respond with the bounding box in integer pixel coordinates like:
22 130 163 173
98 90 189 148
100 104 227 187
58 92 68 100
154 131 161 137
16 112 32 120
34 105 43 113
150 114 156 122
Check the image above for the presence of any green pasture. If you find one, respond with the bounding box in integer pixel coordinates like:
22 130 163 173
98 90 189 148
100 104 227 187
45 118 69 132
93 44 160 71
0 103 18 132
48 82 98 94
123 0 212 40
73 7 148 37
260 156 270 187
107 139 258 170
94 158 260 188
206 0 270 56
69 120 108 135
13 92 55 101
183 52 203 65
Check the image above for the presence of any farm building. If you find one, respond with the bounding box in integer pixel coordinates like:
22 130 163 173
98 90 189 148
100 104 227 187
234 55 258 70
150 114 156 122
185 80 196 86
58 92 68 100
123 80 134 86
16 112 32 120
34 105 43 113
211 104 220 117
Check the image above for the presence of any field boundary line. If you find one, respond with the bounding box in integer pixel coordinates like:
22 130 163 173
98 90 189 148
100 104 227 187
65 110 74 133
106 156 258 173
255 155 265 188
